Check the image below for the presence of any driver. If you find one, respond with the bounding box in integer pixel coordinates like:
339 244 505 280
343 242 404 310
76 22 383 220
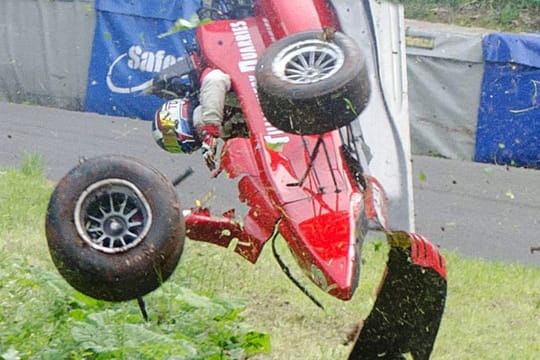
193 68 232 170
152 68 231 171
152 1 249 171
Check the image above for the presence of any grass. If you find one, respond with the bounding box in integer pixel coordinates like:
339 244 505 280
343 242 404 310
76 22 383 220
0 155 270 360
434 253 540 359
400 0 540 32
177 239 540 359
1 156 539 359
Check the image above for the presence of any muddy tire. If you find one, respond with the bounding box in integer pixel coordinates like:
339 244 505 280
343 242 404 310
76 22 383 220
256 30 370 135
46 155 185 302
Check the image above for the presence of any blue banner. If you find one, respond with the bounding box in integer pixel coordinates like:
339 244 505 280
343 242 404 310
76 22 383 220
475 32 540 168
84 0 200 120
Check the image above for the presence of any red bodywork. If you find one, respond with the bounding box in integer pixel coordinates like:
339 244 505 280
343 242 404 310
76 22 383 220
185 0 368 300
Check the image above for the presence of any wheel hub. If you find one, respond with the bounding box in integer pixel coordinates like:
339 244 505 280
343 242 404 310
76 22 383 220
74 179 153 254
272 39 345 85
104 217 127 237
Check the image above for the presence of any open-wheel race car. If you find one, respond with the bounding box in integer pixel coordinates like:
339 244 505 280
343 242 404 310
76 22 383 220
45 0 447 358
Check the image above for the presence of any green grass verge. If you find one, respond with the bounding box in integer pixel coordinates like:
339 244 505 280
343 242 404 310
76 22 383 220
0 155 269 360
400 0 540 32
1 157 539 359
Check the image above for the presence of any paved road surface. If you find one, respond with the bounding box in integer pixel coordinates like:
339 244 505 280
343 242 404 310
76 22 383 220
1 102 538 266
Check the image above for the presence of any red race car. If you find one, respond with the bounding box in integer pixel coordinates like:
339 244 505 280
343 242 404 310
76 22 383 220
46 1 447 358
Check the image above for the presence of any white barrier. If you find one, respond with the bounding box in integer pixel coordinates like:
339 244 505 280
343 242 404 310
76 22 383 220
0 0 95 110
405 20 488 161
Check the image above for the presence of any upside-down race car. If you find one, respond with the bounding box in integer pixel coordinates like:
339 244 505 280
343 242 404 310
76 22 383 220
46 1 447 358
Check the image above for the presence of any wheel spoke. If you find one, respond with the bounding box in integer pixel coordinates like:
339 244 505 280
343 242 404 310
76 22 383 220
107 238 116 248
288 59 306 72
319 58 336 73
287 74 306 82
88 215 103 223
95 234 108 244
109 193 115 213
125 208 139 220
308 50 316 68
285 68 306 78
128 220 143 228
314 51 329 67
118 193 128 214
87 226 103 233
99 206 108 216
125 230 138 239
114 237 127 248
297 54 310 69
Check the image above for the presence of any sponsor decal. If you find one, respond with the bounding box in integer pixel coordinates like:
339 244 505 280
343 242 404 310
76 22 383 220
230 21 258 73
261 17 276 42
406 35 435 50
264 121 289 146
107 45 183 94
229 21 290 146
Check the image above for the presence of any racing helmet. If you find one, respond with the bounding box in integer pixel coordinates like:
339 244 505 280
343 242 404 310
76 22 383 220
152 98 201 154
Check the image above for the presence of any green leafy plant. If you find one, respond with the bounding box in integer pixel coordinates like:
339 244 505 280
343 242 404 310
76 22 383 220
0 157 269 360
0 257 269 359
159 14 212 39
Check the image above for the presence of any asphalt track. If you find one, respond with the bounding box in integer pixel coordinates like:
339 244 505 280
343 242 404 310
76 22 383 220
1 101 538 266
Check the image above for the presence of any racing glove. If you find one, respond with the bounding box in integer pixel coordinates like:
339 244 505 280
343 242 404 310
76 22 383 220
197 124 221 171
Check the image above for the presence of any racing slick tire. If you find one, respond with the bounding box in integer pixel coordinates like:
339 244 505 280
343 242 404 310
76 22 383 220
256 30 370 135
46 155 185 302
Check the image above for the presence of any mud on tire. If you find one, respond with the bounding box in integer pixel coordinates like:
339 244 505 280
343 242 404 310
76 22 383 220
46 155 185 302
256 30 371 135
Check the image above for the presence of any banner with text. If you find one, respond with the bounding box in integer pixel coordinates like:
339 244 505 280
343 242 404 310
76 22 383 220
84 0 200 120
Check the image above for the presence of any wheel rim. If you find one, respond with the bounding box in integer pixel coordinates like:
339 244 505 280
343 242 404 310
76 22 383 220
272 39 345 84
74 179 153 254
